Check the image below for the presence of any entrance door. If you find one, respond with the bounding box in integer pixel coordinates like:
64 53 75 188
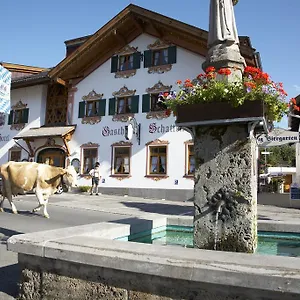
37 148 66 167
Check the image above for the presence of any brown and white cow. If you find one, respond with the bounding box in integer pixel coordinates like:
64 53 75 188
0 161 77 218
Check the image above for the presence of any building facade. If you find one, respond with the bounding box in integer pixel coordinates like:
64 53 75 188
1 4 259 200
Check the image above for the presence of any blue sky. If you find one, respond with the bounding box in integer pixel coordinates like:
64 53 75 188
1 0 299 128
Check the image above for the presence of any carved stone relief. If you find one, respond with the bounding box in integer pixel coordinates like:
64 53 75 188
111 175 131 181
112 86 136 98
80 142 99 148
44 138 57 147
81 116 101 125
146 81 172 94
12 100 27 110
82 90 103 101
10 124 25 131
146 139 169 146
146 176 168 181
146 111 170 120
148 64 172 74
112 113 134 123
115 45 138 56
111 141 132 147
115 69 136 79
147 39 172 50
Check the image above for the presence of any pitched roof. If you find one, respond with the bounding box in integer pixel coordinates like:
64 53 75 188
49 4 258 81
11 71 51 89
0 62 50 89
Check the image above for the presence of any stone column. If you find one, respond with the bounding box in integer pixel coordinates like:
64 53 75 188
193 125 257 252
193 0 258 252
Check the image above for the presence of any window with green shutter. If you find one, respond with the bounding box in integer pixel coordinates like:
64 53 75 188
130 95 139 113
168 46 177 64
132 52 141 70
116 97 132 114
8 110 13 125
142 94 150 113
144 50 152 68
111 52 141 73
109 98 116 115
111 56 118 73
8 109 29 125
144 46 177 68
98 99 106 116
78 101 86 118
21 108 29 123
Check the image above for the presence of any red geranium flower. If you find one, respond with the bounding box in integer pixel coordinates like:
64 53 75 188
205 66 215 73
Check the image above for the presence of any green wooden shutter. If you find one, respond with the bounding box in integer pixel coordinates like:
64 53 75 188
130 95 139 113
168 46 177 64
111 56 119 73
8 110 13 125
142 94 150 113
109 98 116 115
98 99 106 116
144 50 152 68
78 101 86 118
133 52 141 69
21 108 29 123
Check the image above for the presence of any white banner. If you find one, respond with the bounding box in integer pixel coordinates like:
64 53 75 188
257 128 299 147
0 65 11 113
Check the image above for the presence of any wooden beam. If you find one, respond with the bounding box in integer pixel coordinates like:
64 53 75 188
62 136 71 157
131 15 144 32
113 29 127 46
148 20 164 39
54 77 66 86
25 140 34 157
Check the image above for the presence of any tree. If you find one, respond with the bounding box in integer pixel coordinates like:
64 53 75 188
263 145 296 167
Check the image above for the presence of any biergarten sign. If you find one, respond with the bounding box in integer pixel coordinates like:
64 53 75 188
257 128 299 147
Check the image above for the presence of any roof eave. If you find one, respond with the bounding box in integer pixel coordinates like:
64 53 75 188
11 77 51 89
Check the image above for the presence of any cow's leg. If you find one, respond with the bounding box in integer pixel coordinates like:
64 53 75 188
9 199 18 214
34 190 50 218
42 199 49 219
32 204 42 212
0 197 4 212
5 189 18 214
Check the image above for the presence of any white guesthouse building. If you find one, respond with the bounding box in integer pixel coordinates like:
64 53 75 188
1 4 259 200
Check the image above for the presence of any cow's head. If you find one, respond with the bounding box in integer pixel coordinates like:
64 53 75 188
62 166 78 188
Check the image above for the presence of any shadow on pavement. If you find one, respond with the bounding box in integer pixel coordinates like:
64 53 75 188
121 201 193 216
0 264 20 298
2 207 45 218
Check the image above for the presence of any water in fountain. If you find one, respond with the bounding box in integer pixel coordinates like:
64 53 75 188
214 201 224 250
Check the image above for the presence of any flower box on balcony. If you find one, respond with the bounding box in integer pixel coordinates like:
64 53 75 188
175 100 267 128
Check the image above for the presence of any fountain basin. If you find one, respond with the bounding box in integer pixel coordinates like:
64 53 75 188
7 216 300 300
118 225 300 257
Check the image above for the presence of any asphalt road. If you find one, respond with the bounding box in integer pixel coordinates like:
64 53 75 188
0 193 130 300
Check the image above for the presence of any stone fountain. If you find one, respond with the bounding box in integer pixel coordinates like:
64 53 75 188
192 0 258 252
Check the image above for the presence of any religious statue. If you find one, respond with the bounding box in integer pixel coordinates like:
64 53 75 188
207 0 240 48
